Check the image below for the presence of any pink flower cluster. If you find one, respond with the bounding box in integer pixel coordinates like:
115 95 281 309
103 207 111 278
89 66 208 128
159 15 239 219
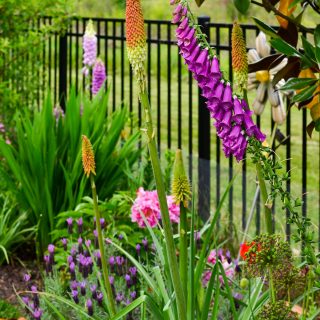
171 2 265 161
202 249 235 286
131 187 180 228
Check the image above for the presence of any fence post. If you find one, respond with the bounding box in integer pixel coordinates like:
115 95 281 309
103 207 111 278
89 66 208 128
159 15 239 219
59 34 67 111
198 16 211 221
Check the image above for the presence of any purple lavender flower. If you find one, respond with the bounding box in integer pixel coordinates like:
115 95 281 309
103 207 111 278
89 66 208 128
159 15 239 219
94 250 102 268
77 217 83 234
22 296 29 306
83 20 97 68
234 259 241 273
109 275 114 285
86 298 94 316
226 250 232 264
78 237 83 254
67 255 74 265
72 289 79 304
129 266 137 277
100 218 106 229
90 284 97 300
124 274 132 288
48 244 55 264
23 274 31 282
53 105 64 121
31 286 39 308
85 239 91 248
61 238 68 251
97 292 103 306
173 9 266 162
136 244 141 255
116 292 124 304
33 308 43 320
118 234 124 240
66 217 73 234
142 238 148 251
71 246 77 257
130 291 137 300
80 281 86 296
70 280 78 291
44 255 52 274
92 59 106 96
116 256 125 266
69 262 76 280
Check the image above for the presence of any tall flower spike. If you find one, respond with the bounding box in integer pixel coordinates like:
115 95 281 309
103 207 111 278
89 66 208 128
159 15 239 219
92 59 106 95
232 22 248 95
126 0 147 92
83 20 97 68
81 135 96 177
172 149 191 208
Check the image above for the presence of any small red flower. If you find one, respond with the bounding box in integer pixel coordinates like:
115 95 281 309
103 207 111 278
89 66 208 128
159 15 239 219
240 242 252 260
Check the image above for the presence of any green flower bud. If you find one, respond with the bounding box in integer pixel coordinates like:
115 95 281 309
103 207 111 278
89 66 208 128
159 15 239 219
240 278 249 289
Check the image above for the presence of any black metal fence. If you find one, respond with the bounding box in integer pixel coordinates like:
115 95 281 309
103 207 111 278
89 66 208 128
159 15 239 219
39 16 319 244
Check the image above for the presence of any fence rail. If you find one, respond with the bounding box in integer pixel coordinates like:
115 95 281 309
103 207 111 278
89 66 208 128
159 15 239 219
38 16 319 245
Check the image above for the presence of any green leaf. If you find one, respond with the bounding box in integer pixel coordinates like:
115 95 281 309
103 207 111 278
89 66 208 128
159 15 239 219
252 17 279 38
291 84 318 103
270 38 301 57
314 24 320 48
233 0 250 14
315 46 320 64
289 0 304 8
301 35 316 62
280 78 318 91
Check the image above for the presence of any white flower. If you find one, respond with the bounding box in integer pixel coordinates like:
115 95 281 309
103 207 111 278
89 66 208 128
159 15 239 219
248 32 288 125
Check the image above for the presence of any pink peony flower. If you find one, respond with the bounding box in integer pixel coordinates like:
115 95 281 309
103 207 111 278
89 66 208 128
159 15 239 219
166 195 180 223
131 187 180 228
131 187 161 228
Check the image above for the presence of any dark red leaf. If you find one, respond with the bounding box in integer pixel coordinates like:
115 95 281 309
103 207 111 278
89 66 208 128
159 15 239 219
248 54 282 73
277 22 298 47
306 121 315 138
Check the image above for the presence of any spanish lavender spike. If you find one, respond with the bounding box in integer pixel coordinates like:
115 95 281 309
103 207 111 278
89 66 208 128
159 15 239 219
94 250 102 268
61 238 68 251
93 229 98 248
142 238 148 251
136 244 141 255
116 292 124 304
100 218 106 229
124 274 132 288
80 281 86 296
90 284 97 300
66 217 73 234
48 244 55 265
86 299 94 316
72 290 79 304
31 285 39 308
77 217 83 234
97 292 103 306
130 291 137 300
78 237 83 254
33 308 43 320
69 262 76 280
70 280 78 291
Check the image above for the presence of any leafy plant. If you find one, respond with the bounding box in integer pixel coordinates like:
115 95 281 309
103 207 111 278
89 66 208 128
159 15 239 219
0 88 142 252
0 194 34 264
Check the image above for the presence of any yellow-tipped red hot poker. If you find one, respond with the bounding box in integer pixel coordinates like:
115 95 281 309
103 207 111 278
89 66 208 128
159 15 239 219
81 135 96 177
232 21 248 94
126 0 147 92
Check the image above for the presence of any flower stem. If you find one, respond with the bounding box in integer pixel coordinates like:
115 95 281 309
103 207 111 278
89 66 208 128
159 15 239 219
179 204 188 305
268 267 276 304
256 162 273 234
90 174 116 316
140 91 187 320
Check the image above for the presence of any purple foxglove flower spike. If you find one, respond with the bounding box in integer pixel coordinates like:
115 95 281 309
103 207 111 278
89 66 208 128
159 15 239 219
83 20 97 69
92 59 106 96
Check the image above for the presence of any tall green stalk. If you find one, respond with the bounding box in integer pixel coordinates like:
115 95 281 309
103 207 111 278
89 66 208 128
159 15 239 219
90 174 116 316
179 204 188 304
140 91 187 320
